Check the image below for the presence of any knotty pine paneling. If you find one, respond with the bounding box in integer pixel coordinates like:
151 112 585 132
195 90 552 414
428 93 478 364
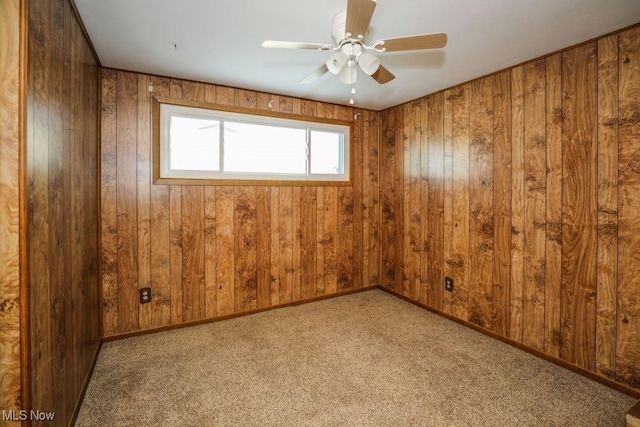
379 25 640 392
100 71 381 337
27 0 101 425
0 0 22 418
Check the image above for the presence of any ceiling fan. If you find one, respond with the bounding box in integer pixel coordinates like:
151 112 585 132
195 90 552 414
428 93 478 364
262 0 447 88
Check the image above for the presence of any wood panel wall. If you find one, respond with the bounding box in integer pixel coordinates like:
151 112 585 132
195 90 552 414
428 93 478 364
100 70 381 336
380 25 640 391
27 0 102 425
0 0 23 419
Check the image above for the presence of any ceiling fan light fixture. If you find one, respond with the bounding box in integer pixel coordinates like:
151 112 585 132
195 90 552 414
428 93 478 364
357 52 381 75
326 52 348 74
340 65 357 84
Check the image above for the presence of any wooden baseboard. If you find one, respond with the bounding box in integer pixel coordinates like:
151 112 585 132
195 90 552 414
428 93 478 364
378 286 640 399
68 339 102 427
103 286 378 342
627 400 640 427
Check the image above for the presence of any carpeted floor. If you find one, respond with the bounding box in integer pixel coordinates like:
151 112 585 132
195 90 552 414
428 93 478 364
76 290 633 426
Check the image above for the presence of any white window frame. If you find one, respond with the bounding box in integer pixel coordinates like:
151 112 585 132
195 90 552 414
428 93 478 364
156 100 351 185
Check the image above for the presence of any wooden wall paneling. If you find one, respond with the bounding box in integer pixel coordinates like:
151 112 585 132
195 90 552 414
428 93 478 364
561 42 598 370
100 71 118 334
83 37 101 369
66 4 80 400
137 74 152 329
337 106 356 292
380 109 395 288
270 187 282 305
0 0 22 415
617 26 640 388
182 185 205 320
169 184 183 324
545 54 563 357
278 187 294 303
256 186 271 307
442 90 454 314
601 34 624 376
402 102 413 297
292 186 302 300
468 77 494 329
427 93 445 310
522 60 547 350
204 187 217 318
234 186 258 311
492 70 512 336
149 77 171 328
300 186 317 299
216 86 234 106
182 82 206 321
116 71 139 334
450 87 470 320
49 0 69 418
595 35 619 379
350 108 363 290
510 66 525 342
394 107 405 292
362 110 380 287
215 186 235 315
321 186 338 295
419 98 430 305
26 0 101 421
28 0 53 412
408 101 422 300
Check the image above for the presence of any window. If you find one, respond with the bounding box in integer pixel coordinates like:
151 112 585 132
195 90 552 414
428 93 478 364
155 98 351 185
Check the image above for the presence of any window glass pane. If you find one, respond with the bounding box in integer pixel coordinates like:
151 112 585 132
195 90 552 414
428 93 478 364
224 121 307 174
170 116 220 171
310 130 342 174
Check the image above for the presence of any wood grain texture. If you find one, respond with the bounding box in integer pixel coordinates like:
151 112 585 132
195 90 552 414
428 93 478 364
402 102 413 298
101 71 376 337
510 66 526 342
492 70 512 336
442 91 454 315
137 74 152 329
468 77 494 329
27 0 101 424
561 42 597 370
596 35 618 379
617 26 640 389
0 0 22 416
377 25 640 392
450 87 470 321
116 71 139 333
522 60 546 350
428 94 445 310
149 77 171 328
418 98 430 306
545 54 563 358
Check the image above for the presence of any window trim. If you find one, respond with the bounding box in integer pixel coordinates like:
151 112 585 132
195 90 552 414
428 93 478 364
152 96 354 186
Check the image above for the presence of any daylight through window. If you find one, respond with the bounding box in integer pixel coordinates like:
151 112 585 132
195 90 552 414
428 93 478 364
158 103 350 183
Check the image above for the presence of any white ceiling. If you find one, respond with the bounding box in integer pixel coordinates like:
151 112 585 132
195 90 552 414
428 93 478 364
75 0 640 111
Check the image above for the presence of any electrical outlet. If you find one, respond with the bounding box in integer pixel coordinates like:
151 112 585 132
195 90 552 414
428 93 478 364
444 277 454 292
139 287 152 304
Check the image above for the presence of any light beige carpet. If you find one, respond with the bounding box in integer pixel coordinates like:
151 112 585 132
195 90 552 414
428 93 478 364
76 290 633 426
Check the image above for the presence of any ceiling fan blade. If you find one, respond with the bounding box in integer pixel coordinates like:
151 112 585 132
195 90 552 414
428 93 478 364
376 33 447 52
300 64 329 84
371 65 395 84
345 0 376 40
262 40 331 50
